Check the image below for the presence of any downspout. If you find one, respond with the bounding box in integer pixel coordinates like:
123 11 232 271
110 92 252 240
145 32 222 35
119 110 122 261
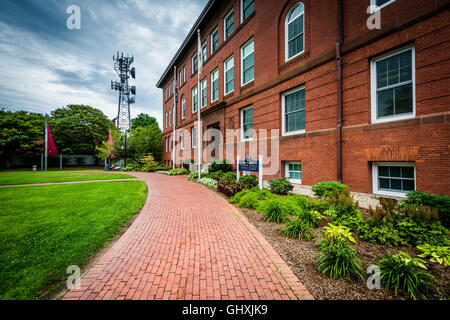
336 0 343 183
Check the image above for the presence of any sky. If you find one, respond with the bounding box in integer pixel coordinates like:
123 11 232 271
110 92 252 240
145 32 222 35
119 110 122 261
0 0 208 128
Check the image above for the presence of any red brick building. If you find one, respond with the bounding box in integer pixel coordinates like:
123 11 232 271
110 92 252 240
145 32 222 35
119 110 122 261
157 0 450 199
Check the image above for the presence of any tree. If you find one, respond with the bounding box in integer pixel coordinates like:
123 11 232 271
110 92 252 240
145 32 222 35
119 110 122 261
0 109 44 168
127 125 162 163
131 113 158 129
49 105 111 155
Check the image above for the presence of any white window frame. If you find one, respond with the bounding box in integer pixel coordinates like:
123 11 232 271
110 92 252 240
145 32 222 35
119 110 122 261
240 38 254 86
169 108 172 126
165 137 168 152
282 85 306 136
183 66 186 83
224 55 234 95
201 78 207 108
192 54 197 74
370 0 396 13
240 0 254 23
210 26 219 55
179 71 182 86
240 105 253 142
285 2 305 62
192 86 198 113
201 42 207 63
165 111 168 128
180 131 185 150
224 9 234 40
372 162 416 197
192 126 197 149
211 68 219 103
182 96 186 119
370 45 415 124
285 161 302 184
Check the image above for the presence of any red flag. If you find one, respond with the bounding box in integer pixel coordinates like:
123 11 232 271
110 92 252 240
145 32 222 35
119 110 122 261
108 129 114 145
47 126 58 155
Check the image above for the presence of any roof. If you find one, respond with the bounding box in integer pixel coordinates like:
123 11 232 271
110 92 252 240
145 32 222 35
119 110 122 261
155 0 218 88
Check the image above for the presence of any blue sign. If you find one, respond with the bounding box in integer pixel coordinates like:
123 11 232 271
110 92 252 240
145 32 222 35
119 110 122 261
238 155 259 172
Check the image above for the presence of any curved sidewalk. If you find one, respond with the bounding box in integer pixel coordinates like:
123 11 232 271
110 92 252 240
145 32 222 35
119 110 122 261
64 173 313 300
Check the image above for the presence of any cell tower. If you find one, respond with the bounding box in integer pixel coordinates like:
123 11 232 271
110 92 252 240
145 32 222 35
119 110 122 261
111 51 136 133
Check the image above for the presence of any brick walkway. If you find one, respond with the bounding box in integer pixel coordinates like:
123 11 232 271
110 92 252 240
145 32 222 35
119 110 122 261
64 173 313 300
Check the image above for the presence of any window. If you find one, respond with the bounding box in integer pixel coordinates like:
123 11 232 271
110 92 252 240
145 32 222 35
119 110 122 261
183 66 186 83
179 71 182 86
241 38 254 85
285 3 305 61
169 108 172 126
192 126 197 148
211 68 219 102
201 78 207 108
211 27 219 54
201 42 207 63
182 96 186 119
165 88 168 101
371 46 415 124
224 9 234 40
240 106 253 141
192 86 198 113
282 86 305 135
192 54 197 73
285 162 301 184
372 162 415 197
370 0 396 12
165 111 168 128
224 55 234 95
241 0 254 22
165 137 168 152
180 131 185 150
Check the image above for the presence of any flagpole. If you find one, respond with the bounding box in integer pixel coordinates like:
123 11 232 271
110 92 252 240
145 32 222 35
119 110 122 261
197 29 202 179
173 66 177 170
44 114 48 172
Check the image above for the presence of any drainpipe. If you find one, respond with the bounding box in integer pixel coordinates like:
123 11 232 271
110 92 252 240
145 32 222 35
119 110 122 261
336 0 343 183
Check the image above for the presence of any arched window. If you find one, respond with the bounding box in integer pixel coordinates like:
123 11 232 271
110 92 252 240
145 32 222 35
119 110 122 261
285 2 305 61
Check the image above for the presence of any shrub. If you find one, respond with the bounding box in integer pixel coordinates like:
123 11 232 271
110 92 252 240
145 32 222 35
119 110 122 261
257 197 301 217
208 160 232 173
222 172 237 180
399 204 439 223
121 163 142 172
268 177 293 195
317 223 356 249
259 199 290 223
230 189 276 209
198 178 218 190
217 178 245 197
283 217 314 240
168 168 189 176
288 195 310 210
239 175 259 189
368 199 396 223
359 220 405 247
205 170 225 181
141 154 159 172
405 191 450 227
417 244 450 267
187 172 198 181
376 252 436 300
305 198 330 213
316 241 364 280
296 210 323 227
326 188 359 217
312 181 348 198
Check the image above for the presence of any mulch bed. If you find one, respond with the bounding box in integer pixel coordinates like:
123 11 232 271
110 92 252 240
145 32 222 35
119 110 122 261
236 207 449 300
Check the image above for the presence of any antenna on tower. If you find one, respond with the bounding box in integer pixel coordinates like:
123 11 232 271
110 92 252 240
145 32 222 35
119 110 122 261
111 51 136 134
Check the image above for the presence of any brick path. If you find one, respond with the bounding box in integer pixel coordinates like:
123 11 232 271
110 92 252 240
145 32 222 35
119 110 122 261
64 173 313 300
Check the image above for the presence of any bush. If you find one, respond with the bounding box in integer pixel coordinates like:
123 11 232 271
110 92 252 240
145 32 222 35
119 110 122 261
208 160 232 173
187 172 198 181
417 244 450 266
283 217 314 240
222 172 237 180
376 252 436 300
239 175 259 189
405 191 450 227
168 168 189 176
198 178 218 190
257 197 301 217
258 198 290 223
316 241 364 280
121 163 142 172
141 154 159 172
296 210 323 227
306 198 331 213
230 189 277 209
268 177 293 195
288 195 310 210
312 181 348 198
217 178 245 197
317 223 356 249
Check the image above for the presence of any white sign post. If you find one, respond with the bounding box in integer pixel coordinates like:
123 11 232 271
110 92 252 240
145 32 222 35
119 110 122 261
236 156 240 181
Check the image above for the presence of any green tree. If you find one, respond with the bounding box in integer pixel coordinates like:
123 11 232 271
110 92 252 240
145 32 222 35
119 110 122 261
131 113 158 129
49 105 111 155
0 109 44 168
127 125 162 163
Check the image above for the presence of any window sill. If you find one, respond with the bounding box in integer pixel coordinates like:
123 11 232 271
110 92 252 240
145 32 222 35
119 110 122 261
282 129 306 137
371 113 415 124
373 190 408 198
240 80 254 92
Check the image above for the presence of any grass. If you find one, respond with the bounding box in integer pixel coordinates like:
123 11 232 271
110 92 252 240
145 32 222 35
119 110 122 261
0 180 147 299
0 170 135 186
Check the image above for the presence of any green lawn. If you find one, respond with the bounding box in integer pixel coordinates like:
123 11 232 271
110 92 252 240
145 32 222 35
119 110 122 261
0 180 147 299
0 170 135 186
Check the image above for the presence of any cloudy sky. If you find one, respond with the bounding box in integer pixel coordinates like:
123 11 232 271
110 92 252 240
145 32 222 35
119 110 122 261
0 0 207 128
